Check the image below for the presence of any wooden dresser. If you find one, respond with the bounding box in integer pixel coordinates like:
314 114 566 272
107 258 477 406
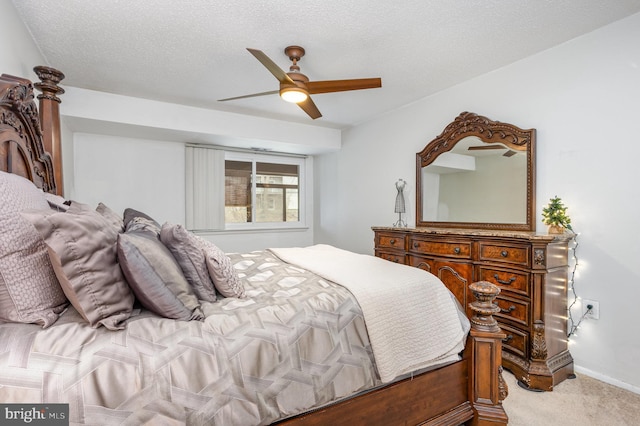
373 226 574 391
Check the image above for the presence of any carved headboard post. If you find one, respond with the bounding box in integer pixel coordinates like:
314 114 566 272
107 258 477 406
33 66 65 196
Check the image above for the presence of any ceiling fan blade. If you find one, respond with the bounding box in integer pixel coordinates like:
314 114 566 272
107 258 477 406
503 150 517 157
468 145 504 151
246 48 296 85
297 96 322 119
218 90 279 102
307 78 381 94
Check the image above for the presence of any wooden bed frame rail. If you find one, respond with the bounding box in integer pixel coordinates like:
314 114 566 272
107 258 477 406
0 67 508 426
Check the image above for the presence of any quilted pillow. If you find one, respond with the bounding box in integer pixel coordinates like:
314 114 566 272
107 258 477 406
159 223 217 302
22 201 135 330
202 238 245 298
0 171 67 328
118 231 204 320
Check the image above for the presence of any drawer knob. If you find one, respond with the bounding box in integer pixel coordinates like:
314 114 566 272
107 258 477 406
454 247 461 254
389 239 395 245
501 305 516 314
501 250 508 257
413 242 419 248
494 274 516 285
502 335 513 343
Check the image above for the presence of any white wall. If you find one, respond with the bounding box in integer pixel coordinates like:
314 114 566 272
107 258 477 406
0 2 44 77
315 13 640 391
72 132 315 253
73 133 186 223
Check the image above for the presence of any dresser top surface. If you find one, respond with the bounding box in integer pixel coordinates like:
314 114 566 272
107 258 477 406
372 226 573 242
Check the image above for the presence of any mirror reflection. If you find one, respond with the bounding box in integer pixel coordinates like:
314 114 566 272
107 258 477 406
421 137 527 223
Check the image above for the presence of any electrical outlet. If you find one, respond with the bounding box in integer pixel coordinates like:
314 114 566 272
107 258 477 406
583 299 600 320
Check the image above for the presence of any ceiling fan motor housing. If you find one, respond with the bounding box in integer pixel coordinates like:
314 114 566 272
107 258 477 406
281 60 310 101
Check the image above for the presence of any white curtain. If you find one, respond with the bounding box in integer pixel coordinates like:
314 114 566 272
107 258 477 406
185 146 225 231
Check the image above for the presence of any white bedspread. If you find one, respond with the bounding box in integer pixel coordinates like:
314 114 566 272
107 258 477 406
269 244 469 383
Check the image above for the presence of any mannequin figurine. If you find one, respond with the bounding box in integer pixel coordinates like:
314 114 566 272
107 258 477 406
394 179 407 227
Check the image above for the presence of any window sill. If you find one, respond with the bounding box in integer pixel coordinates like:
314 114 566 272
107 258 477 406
190 226 310 236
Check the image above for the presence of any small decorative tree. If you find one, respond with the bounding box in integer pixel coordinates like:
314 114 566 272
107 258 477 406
542 196 572 234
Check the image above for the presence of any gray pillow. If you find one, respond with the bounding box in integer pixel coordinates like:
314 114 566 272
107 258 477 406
96 202 124 233
160 223 217 302
0 171 67 328
22 202 135 330
202 238 245 299
125 216 161 236
123 208 160 228
118 231 204 321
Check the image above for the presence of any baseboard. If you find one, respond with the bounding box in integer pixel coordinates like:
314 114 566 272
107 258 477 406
575 365 640 395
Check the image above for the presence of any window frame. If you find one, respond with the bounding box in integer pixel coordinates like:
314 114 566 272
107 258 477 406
223 151 306 231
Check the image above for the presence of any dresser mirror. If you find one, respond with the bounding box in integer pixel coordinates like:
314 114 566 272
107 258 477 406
416 112 536 231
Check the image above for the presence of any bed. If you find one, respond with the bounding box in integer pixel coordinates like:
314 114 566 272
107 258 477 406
0 68 508 425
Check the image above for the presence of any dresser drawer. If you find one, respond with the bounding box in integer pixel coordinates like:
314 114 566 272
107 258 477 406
479 242 529 266
499 323 528 359
377 251 406 264
495 294 529 327
478 267 530 297
409 256 473 316
409 238 471 259
376 232 406 250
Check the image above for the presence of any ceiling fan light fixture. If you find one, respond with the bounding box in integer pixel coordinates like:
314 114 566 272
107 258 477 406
280 86 308 103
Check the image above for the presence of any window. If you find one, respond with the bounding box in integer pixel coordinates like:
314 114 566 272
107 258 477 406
226 160 300 224
186 146 306 231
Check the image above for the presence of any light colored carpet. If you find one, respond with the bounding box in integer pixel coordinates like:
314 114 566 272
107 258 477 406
502 371 640 425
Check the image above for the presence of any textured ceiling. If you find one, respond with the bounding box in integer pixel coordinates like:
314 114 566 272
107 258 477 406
12 0 640 129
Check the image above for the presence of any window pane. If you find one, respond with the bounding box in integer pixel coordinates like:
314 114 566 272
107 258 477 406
225 160 251 223
286 188 299 222
256 187 284 222
256 162 298 178
255 162 299 223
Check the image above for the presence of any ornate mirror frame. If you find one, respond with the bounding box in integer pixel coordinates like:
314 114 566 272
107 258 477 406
416 112 536 231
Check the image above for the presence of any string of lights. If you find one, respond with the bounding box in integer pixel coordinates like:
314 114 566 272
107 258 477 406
566 231 589 338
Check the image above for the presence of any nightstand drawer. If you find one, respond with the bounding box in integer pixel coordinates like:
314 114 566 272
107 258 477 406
495 294 529 327
409 238 471 259
478 267 530 297
479 242 529 266
376 233 405 250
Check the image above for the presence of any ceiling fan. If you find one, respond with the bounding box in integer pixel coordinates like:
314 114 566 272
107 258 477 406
218 46 382 119
468 144 519 157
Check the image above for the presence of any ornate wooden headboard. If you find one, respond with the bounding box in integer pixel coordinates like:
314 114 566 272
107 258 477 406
0 66 65 194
